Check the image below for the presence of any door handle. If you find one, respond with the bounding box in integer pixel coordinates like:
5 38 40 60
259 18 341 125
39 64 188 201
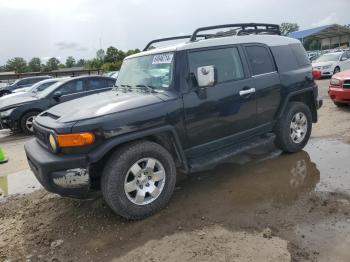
239 88 256 96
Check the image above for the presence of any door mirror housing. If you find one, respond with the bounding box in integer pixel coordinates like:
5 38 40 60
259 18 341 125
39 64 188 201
197 65 216 87
53 91 62 100
341 56 348 61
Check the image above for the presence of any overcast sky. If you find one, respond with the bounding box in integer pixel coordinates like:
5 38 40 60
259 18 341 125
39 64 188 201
0 0 349 65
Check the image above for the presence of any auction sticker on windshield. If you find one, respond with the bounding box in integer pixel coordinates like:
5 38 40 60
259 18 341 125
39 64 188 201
152 53 173 64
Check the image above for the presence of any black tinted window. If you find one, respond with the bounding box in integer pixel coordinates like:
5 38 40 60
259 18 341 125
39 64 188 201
245 46 275 75
290 43 310 66
107 79 116 86
87 78 107 91
59 80 84 95
270 45 298 72
188 47 244 83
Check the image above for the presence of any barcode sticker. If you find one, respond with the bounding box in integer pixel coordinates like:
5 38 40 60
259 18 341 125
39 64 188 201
152 53 174 64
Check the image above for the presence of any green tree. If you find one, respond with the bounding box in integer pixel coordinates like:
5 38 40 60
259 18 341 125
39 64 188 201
280 23 299 36
105 46 119 63
28 57 41 72
65 56 76 68
125 49 140 57
96 49 105 60
5 57 28 73
76 59 85 67
45 57 60 71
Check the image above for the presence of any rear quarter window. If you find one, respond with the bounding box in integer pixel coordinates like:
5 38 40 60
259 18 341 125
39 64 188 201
270 45 299 72
289 43 310 66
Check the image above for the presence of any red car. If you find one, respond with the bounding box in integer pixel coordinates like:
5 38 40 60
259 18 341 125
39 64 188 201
328 70 350 107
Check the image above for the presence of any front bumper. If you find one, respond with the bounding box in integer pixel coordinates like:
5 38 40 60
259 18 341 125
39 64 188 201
328 87 350 104
24 139 91 197
0 117 17 130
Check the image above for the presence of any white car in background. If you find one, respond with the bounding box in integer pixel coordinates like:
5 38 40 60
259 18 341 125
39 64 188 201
0 78 59 100
312 51 350 76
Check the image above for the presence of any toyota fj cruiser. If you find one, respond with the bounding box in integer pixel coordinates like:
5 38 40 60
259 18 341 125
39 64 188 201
25 23 323 219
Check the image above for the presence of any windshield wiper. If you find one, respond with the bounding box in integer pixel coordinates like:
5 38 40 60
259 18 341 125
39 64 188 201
135 84 159 93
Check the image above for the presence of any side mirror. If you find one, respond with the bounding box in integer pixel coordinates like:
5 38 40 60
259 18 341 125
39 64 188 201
341 57 348 61
197 65 216 87
53 91 62 100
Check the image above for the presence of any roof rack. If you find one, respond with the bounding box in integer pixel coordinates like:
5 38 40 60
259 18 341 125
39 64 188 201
143 34 212 51
143 23 281 51
190 23 281 41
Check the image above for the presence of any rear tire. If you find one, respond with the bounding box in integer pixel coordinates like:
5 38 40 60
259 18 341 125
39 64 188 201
274 102 312 153
20 111 39 135
101 141 176 220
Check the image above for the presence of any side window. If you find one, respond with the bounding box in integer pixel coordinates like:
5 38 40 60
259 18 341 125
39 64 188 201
289 43 310 66
18 79 31 86
86 78 108 91
188 47 244 83
107 79 116 86
245 46 275 75
58 80 84 95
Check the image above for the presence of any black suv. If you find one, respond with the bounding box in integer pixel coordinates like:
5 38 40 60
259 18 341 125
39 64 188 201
0 75 116 134
0 76 52 97
25 23 323 219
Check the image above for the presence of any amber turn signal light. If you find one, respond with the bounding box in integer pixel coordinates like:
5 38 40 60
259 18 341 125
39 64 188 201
56 132 95 147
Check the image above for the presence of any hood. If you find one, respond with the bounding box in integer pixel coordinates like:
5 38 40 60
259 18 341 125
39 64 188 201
332 69 350 79
0 94 38 110
312 61 335 67
46 90 164 122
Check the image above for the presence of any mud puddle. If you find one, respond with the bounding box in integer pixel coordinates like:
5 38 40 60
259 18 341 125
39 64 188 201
0 170 41 200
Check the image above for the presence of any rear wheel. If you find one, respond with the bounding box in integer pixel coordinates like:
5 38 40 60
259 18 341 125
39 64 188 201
274 102 312 153
20 111 39 135
101 141 176 220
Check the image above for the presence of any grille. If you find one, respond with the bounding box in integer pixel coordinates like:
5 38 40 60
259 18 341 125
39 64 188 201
343 80 350 89
33 123 50 149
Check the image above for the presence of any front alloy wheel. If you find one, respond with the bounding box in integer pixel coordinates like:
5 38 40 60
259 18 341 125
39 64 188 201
102 141 176 220
124 158 166 205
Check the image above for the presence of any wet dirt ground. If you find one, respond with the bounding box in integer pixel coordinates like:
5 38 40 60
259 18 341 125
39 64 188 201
0 79 350 261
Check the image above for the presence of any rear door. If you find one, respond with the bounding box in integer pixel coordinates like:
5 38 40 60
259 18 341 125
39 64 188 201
244 44 281 126
183 45 257 149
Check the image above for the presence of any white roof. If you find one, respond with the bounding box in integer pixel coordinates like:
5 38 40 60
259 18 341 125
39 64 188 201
127 35 300 59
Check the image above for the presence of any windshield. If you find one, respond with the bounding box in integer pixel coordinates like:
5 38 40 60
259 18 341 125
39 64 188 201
116 52 174 90
29 80 57 93
36 81 64 98
315 53 341 62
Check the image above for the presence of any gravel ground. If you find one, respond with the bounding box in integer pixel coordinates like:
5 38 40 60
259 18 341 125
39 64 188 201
0 79 350 262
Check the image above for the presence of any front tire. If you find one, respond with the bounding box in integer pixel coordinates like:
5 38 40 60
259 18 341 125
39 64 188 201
101 141 176 220
20 111 39 135
274 102 312 153
334 102 347 107
333 66 340 75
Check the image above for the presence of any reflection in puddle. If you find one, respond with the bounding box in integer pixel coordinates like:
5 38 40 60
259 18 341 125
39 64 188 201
305 139 350 193
0 170 41 199
0 139 348 203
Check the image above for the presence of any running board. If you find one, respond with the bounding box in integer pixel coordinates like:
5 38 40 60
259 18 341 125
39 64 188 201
189 133 276 173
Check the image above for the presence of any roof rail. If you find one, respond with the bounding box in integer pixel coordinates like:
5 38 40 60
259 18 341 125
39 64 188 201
143 34 211 51
190 23 281 41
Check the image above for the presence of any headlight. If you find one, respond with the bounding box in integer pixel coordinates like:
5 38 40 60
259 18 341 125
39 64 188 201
49 133 58 153
330 78 341 86
0 108 16 118
323 65 332 69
